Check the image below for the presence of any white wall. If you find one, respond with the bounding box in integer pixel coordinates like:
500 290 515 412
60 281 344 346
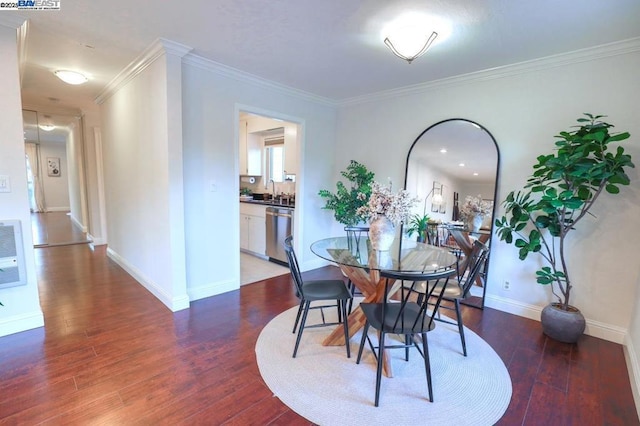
181 58 337 301
39 141 69 211
81 108 107 244
66 118 87 230
99 42 189 312
0 21 44 336
337 44 640 343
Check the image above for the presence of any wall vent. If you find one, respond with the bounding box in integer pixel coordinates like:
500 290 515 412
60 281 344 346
0 220 27 289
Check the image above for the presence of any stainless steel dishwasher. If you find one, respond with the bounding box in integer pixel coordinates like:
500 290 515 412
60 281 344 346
266 206 293 265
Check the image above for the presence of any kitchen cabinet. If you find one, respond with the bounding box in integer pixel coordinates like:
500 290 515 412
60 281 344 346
240 203 266 255
283 125 297 175
239 120 262 176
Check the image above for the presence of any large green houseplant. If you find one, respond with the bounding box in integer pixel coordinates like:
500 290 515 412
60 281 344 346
318 160 375 227
495 114 634 343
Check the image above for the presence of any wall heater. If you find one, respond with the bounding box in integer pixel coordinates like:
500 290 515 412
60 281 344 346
0 220 27 289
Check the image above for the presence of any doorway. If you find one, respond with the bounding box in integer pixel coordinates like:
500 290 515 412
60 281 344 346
22 109 91 247
238 110 301 285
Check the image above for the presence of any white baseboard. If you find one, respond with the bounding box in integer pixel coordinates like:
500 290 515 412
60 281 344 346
0 309 44 337
69 214 87 233
485 294 626 344
45 207 70 212
106 248 190 312
188 279 239 301
87 234 107 247
623 335 640 420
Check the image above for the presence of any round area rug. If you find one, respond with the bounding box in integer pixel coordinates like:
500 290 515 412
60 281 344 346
256 305 512 426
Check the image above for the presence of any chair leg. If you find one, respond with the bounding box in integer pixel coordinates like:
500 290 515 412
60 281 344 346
421 332 433 402
405 334 410 361
455 299 467 356
356 322 369 364
341 300 350 358
374 332 386 407
292 300 304 333
293 301 311 358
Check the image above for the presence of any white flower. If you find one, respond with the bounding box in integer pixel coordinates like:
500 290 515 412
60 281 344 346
460 194 492 219
357 181 418 225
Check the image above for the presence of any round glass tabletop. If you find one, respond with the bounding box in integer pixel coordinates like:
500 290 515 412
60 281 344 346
310 236 458 273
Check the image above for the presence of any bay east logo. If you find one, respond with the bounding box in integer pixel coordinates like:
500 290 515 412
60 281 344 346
0 0 60 10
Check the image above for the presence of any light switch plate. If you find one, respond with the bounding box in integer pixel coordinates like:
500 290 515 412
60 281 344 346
0 175 10 193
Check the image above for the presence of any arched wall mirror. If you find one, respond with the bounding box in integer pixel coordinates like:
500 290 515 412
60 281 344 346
404 118 500 308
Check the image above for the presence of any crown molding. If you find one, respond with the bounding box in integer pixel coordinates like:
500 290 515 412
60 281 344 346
0 14 26 29
182 53 336 107
339 37 640 107
95 38 193 105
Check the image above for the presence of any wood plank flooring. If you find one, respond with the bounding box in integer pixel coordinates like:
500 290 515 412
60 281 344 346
0 244 637 424
31 211 91 247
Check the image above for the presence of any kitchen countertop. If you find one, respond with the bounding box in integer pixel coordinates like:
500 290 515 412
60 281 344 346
240 199 295 209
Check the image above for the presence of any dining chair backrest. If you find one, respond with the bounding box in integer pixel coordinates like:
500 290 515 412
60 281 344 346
344 226 369 252
283 235 304 297
459 240 490 298
378 267 457 334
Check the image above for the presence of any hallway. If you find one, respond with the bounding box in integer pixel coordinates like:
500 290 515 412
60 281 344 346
31 211 91 247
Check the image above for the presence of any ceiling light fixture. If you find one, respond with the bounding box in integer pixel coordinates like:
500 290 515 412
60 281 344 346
39 124 55 132
440 148 447 153
54 70 88 85
384 29 437 64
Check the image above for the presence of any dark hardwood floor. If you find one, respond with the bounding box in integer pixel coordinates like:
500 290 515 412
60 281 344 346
0 244 637 424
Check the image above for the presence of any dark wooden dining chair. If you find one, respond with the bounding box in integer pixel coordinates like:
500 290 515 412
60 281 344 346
405 240 489 356
356 267 457 406
283 236 353 358
344 226 369 314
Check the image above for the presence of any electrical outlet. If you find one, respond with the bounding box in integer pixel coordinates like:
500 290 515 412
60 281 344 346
503 280 510 290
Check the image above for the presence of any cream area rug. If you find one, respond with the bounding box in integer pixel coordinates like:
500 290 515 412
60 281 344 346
256 304 512 426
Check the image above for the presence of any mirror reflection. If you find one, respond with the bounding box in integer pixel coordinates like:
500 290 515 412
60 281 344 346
404 118 500 308
22 110 91 247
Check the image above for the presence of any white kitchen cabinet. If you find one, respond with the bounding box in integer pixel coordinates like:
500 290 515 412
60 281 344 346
239 120 262 176
239 203 266 255
284 125 297 175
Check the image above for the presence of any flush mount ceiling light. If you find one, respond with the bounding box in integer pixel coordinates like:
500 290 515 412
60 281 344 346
39 124 55 132
382 13 450 64
384 29 437 64
54 70 88 85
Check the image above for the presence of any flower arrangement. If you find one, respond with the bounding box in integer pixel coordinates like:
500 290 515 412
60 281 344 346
357 181 417 225
459 194 492 220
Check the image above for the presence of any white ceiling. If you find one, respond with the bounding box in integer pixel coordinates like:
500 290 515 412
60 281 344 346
15 0 640 112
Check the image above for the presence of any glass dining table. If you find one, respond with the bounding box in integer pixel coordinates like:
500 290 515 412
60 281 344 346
311 236 458 377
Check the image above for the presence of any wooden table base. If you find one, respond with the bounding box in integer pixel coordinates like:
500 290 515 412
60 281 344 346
322 265 396 377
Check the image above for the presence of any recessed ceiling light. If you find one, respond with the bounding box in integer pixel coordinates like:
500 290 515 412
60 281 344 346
459 163 465 167
54 70 89 85
473 172 479 176
440 148 447 153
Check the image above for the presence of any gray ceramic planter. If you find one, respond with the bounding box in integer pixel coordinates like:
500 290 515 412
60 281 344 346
541 303 586 343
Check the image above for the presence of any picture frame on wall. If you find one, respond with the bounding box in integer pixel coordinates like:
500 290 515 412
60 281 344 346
47 157 61 177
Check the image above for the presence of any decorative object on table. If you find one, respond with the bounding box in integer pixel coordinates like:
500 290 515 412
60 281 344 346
405 213 430 242
47 157 61 177
318 160 375 226
459 194 492 232
495 114 634 343
357 181 417 251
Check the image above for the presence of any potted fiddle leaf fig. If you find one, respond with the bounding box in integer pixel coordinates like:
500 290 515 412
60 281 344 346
495 114 634 343
318 160 375 227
